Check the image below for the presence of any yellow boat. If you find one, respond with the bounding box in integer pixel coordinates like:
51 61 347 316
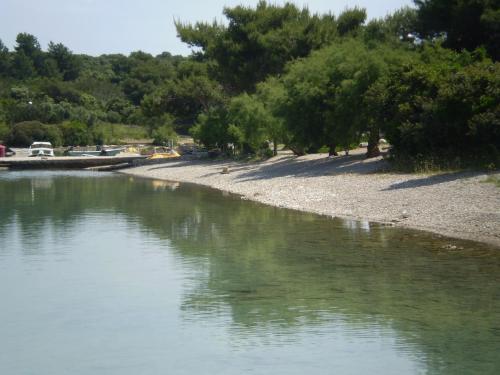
147 149 180 159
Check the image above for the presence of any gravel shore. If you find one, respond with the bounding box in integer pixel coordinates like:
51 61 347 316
121 149 500 247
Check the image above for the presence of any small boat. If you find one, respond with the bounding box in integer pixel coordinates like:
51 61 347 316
66 146 124 157
67 150 102 157
147 147 180 160
29 142 55 157
101 147 124 156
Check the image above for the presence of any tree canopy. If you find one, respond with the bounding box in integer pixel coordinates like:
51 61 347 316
414 0 500 59
1 1 498 167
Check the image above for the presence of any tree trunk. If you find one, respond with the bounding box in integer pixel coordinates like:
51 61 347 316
366 128 380 158
273 139 277 156
289 144 305 156
329 143 338 156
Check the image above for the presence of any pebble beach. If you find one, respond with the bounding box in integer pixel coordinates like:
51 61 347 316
121 149 500 247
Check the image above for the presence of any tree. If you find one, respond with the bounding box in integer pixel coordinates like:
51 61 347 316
0 39 10 76
385 6 419 40
176 1 338 93
60 120 91 145
14 33 41 58
152 118 178 146
337 7 367 36
190 107 234 150
414 0 500 60
367 44 500 165
6 121 62 147
13 33 51 77
47 42 81 80
279 51 329 155
228 93 271 153
255 78 288 155
140 61 224 129
11 51 36 79
275 39 414 157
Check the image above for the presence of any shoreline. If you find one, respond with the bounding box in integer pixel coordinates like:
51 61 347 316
120 149 500 248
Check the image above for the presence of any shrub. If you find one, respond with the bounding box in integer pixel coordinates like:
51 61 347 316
0 122 9 142
60 120 91 146
380 59 500 167
152 125 178 146
91 123 150 145
6 121 63 147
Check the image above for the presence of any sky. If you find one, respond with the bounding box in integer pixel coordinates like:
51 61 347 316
0 0 414 56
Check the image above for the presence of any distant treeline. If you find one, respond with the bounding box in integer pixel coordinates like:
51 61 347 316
1 0 499 167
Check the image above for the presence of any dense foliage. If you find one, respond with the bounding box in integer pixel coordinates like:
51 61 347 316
415 0 500 60
182 0 499 167
1 0 499 167
0 35 200 146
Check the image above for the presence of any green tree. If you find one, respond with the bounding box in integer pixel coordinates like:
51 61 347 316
152 118 178 146
277 40 413 157
228 93 271 153
47 42 81 80
0 122 9 141
176 1 338 93
14 33 41 58
368 45 499 166
415 0 500 60
6 121 62 147
190 107 234 150
13 33 52 77
0 39 10 76
337 7 367 36
255 77 288 155
385 6 419 40
140 60 224 132
60 120 91 146
11 51 36 79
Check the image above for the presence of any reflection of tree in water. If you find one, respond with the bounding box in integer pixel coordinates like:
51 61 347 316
1 172 499 374
165 199 500 375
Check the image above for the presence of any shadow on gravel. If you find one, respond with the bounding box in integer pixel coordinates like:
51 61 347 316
235 153 387 181
142 152 389 180
145 158 217 171
382 171 484 190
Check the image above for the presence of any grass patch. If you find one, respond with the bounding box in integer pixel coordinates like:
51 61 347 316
388 154 499 174
390 156 462 174
93 123 150 144
481 175 500 188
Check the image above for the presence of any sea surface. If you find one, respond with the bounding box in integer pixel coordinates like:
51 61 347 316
0 171 499 375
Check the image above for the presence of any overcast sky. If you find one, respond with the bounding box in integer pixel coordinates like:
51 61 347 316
0 0 414 56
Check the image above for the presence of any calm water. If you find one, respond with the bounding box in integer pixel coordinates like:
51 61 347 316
0 171 499 375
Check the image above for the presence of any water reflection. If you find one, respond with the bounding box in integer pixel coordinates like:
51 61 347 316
0 171 499 374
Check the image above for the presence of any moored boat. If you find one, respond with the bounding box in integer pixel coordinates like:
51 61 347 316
29 142 55 157
66 146 125 157
67 150 102 157
101 147 124 156
147 147 180 159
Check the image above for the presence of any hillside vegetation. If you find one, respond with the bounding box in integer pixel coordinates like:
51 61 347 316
0 0 498 168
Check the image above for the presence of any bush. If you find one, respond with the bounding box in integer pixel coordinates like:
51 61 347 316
6 121 63 147
60 120 91 146
106 110 121 123
380 59 500 167
0 122 9 142
91 123 150 145
152 124 177 146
